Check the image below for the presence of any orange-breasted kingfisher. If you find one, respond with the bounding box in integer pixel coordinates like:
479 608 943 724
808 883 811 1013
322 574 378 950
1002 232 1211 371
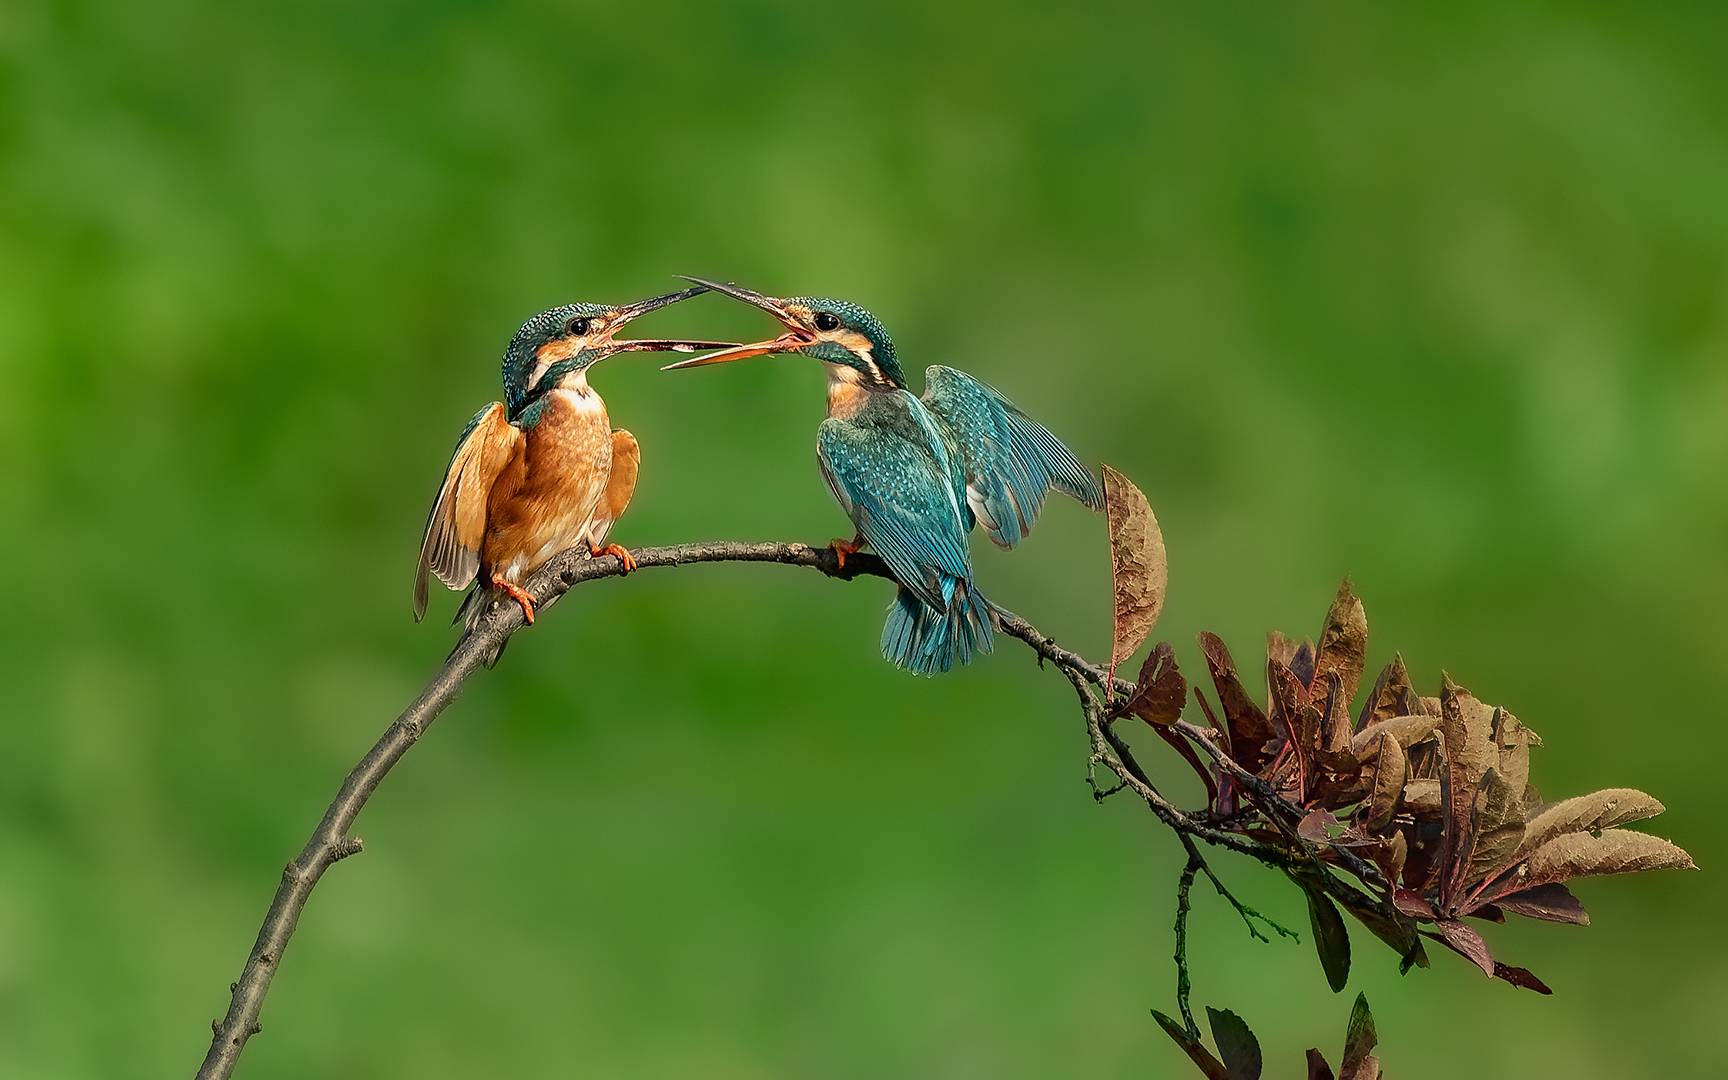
413 287 732 635
665 278 1104 674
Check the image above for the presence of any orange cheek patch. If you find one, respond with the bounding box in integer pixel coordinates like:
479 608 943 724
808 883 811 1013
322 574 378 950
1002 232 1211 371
535 336 584 363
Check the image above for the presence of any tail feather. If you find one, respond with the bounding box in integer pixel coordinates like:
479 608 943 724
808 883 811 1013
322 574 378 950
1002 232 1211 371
450 583 510 667
880 580 995 675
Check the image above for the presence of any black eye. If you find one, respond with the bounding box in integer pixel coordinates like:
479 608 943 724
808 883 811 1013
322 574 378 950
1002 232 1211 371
564 316 591 336
814 311 841 332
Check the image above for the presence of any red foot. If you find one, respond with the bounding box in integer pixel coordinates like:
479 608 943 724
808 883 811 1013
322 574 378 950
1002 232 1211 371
829 534 865 570
592 542 638 574
492 575 537 624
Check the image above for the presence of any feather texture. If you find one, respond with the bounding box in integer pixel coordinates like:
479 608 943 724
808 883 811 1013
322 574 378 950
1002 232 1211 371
816 390 994 673
818 391 972 612
581 428 640 549
414 402 523 621
921 365 1103 548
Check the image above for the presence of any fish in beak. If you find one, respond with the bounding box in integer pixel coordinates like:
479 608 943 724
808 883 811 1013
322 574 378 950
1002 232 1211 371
660 276 814 369
597 285 739 359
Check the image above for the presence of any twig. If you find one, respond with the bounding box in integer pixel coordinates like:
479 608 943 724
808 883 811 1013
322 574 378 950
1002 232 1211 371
194 537 1408 1078
1173 856 1201 1037
199 542 885 1076
1178 832 1299 945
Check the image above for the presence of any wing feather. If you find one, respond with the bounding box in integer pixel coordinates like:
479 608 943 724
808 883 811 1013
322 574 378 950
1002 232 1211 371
413 402 522 620
580 428 640 548
817 395 972 611
922 365 1103 549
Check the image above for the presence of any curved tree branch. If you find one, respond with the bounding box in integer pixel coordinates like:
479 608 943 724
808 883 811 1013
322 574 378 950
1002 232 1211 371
193 537 1391 1078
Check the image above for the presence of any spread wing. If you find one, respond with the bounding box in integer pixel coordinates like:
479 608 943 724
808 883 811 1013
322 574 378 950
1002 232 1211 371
817 394 972 611
921 365 1104 548
580 428 640 548
413 402 523 620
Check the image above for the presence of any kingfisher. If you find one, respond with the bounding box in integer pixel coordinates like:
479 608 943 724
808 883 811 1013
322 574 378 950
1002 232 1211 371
664 278 1104 674
413 287 732 639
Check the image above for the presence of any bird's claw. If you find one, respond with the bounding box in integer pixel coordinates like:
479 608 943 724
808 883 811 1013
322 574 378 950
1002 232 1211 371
829 535 865 570
593 542 638 574
492 577 537 625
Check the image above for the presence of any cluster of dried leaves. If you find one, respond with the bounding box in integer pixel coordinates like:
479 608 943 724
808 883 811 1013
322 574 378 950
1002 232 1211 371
1097 468 1694 1072
1128 576 1693 992
1157 993 1383 1080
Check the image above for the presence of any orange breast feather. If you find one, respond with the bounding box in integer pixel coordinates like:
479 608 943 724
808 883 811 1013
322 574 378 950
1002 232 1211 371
482 391 613 582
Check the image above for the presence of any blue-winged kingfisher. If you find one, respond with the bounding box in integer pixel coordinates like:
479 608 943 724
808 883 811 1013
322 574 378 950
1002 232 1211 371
664 278 1103 674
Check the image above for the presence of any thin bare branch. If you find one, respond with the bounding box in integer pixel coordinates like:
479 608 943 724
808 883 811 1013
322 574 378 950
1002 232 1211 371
195 537 1413 1078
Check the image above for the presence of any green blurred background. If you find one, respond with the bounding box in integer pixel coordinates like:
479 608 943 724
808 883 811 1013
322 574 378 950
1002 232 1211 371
2 1 1723 1076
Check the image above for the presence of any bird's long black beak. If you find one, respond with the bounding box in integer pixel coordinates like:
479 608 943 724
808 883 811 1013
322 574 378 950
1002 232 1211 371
660 276 812 370
602 285 738 357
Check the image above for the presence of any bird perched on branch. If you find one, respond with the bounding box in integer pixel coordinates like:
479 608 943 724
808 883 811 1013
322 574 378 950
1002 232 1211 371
414 288 731 643
664 277 1103 674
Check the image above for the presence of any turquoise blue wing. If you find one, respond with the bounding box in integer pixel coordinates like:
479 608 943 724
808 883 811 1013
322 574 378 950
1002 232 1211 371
817 408 972 612
922 365 1104 548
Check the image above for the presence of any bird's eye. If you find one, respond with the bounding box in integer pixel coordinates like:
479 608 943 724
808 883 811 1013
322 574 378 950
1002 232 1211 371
564 317 591 337
814 311 841 332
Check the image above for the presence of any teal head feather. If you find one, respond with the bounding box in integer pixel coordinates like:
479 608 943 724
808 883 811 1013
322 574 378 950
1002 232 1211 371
501 288 727 417
500 303 613 416
785 296 905 389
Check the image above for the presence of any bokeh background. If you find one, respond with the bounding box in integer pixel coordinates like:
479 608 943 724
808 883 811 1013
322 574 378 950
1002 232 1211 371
3 2 1724 1076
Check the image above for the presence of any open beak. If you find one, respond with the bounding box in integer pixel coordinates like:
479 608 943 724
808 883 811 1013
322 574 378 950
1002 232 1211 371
598 285 738 359
660 276 812 370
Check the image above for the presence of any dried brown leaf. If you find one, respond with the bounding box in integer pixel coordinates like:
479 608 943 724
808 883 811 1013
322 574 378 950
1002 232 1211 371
1404 735 1441 782
1269 660 1315 793
1464 769 1526 885
1290 638 1318 687
1430 919 1495 977
1339 993 1378 1079
1197 632 1278 773
1439 676 1496 906
1102 465 1166 678
1299 809 1337 845
1125 642 1187 726
1515 789 1668 859
1489 708 1537 804
1371 830 1408 886
1400 820 1446 892
1153 1010 1229 1080
1355 653 1414 731
1349 715 1440 762
1267 630 1299 669
1344 1057 1381 1080
1206 1007 1263 1080
1306 1049 1337 1080
1496 829 1696 897
1391 889 1436 920
1492 962 1553 995
1315 580 1368 706
1495 883 1590 925
1365 735 1406 833
1306 769 1371 812
1401 779 1441 815
1316 672 1353 765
